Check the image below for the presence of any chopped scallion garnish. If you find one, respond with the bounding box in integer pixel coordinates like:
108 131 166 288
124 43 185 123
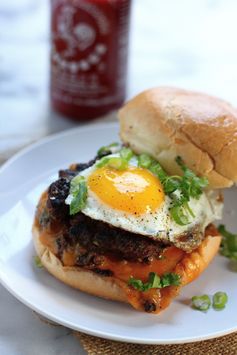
34 256 43 268
170 205 191 226
97 142 120 158
191 292 228 312
191 295 211 311
119 147 134 161
107 157 128 170
68 175 87 215
218 225 237 262
96 156 128 170
138 153 153 169
128 272 181 292
212 292 228 310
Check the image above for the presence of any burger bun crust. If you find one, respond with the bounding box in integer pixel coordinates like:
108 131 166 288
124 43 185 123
119 87 237 189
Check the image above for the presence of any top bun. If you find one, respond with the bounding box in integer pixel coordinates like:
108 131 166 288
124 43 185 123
119 87 237 189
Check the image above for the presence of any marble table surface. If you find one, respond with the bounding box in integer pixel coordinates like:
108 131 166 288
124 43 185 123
1 0 237 353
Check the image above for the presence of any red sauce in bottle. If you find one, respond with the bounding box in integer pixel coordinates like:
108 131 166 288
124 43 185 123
50 0 131 120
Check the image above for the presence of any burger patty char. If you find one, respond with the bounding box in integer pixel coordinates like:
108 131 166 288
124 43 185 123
69 213 166 262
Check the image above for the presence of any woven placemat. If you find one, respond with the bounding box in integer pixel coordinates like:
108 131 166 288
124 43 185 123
34 312 237 354
74 331 237 355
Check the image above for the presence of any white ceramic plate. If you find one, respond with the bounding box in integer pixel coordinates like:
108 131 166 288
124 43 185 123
0 122 237 344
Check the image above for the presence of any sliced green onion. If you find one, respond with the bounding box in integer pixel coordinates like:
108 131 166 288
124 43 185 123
128 278 144 291
70 175 85 194
212 292 228 310
184 201 195 218
97 142 120 157
170 205 190 225
69 175 87 215
175 156 208 199
107 157 128 170
96 156 128 170
161 273 181 287
146 272 161 289
163 176 181 194
138 153 154 169
149 162 168 182
191 295 211 311
128 272 181 292
34 256 43 268
70 184 87 215
96 157 110 168
120 147 133 161
218 225 237 261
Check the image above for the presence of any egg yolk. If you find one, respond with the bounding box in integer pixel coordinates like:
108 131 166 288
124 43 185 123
88 166 164 215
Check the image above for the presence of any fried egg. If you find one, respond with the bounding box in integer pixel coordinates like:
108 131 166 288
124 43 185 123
76 154 223 248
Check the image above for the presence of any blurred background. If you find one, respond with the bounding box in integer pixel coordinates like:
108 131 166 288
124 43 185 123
1 0 237 162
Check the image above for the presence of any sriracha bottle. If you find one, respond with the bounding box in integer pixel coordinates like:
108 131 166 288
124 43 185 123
50 0 131 120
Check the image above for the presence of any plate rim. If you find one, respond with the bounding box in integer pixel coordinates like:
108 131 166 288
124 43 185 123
0 122 236 344
1 270 237 345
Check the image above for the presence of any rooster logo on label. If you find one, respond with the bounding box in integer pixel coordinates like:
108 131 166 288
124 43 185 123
52 4 107 73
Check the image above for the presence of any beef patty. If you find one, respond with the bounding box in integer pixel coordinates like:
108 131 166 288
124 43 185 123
69 213 166 262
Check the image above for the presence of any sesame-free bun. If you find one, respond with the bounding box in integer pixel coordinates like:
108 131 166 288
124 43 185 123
32 222 221 313
119 87 237 189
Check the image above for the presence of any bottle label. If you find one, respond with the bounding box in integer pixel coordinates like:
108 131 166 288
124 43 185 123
51 0 130 108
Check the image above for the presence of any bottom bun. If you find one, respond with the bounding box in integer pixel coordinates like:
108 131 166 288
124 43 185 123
32 223 221 312
33 225 127 303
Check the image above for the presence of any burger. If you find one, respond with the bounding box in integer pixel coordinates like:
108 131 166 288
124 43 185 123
32 87 236 314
